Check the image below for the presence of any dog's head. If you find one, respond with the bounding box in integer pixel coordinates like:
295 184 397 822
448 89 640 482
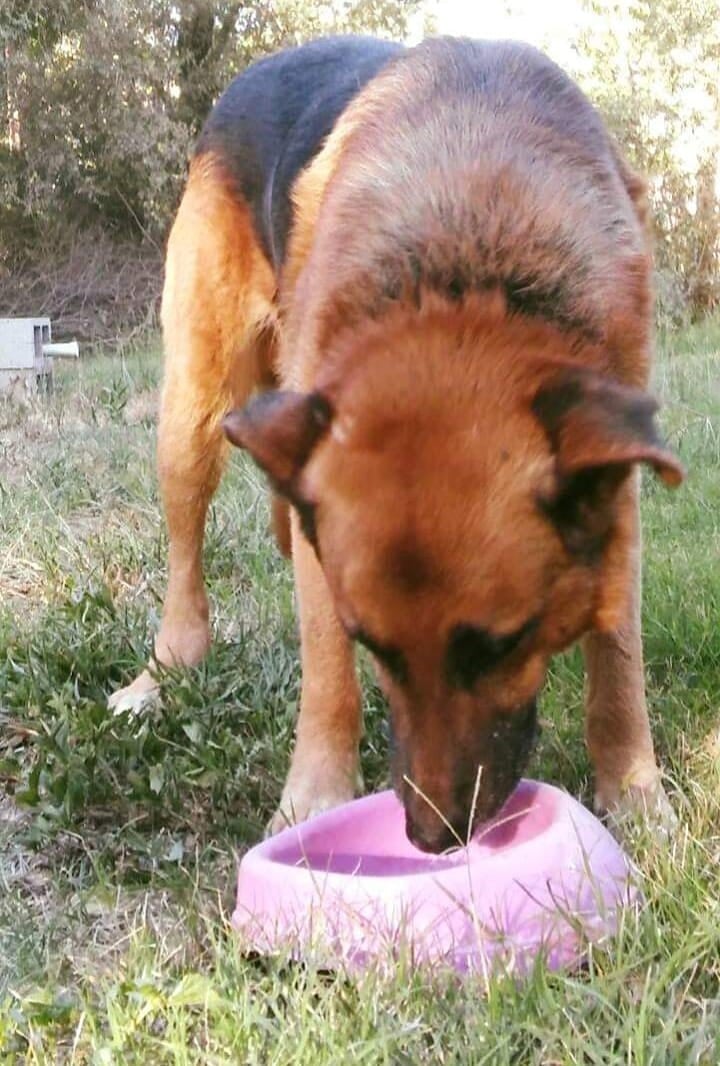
224 295 683 852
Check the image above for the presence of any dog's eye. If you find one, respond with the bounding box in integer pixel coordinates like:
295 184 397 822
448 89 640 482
446 618 538 690
352 628 408 685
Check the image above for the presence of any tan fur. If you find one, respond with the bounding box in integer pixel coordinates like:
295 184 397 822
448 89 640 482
281 47 653 394
270 290 679 841
109 155 276 712
270 512 363 831
583 479 660 810
111 41 682 845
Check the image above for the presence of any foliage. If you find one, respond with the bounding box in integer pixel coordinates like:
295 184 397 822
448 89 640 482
572 0 720 321
0 0 422 256
1 0 718 334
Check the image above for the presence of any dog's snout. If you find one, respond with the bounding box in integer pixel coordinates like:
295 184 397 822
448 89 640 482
394 698 540 852
405 810 462 854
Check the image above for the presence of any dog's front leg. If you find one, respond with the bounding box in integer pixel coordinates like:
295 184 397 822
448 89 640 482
582 478 675 831
269 510 362 833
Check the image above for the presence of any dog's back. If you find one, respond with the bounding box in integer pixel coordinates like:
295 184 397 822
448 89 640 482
293 37 651 377
196 36 649 378
196 35 403 269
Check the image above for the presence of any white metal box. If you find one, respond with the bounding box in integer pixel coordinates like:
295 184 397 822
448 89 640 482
0 317 80 393
0 317 52 371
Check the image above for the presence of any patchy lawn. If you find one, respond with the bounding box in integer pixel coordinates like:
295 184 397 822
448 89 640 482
0 321 719 1062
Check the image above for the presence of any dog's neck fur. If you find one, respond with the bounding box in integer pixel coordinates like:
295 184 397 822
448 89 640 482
314 288 606 424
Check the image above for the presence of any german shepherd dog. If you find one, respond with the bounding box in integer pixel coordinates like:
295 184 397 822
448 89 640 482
109 36 683 852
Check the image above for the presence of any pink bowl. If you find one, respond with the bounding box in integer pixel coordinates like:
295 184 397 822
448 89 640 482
232 780 639 976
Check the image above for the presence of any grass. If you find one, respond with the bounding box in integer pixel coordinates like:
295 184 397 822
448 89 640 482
0 321 719 1062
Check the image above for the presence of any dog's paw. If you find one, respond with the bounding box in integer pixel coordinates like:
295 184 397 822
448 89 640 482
595 776 678 842
267 767 363 837
108 669 160 717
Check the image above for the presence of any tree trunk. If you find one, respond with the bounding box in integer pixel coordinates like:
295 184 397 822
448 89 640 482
3 41 21 150
690 153 720 318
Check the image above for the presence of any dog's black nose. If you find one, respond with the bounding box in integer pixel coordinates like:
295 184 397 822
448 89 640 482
405 814 461 854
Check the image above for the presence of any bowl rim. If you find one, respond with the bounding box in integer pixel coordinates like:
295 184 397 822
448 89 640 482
240 779 584 890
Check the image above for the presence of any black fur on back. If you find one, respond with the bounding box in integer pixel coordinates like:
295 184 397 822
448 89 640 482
196 36 404 268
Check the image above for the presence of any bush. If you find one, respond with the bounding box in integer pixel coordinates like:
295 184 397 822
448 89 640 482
0 1 422 344
571 0 720 323
0 1 422 251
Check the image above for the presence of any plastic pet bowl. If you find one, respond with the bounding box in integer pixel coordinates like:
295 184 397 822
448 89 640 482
232 780 639 976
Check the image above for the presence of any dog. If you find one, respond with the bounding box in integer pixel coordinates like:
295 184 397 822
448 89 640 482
109 35 683 852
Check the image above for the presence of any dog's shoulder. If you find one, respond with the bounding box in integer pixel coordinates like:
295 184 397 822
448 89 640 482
298 37 651 362
195 36 404 268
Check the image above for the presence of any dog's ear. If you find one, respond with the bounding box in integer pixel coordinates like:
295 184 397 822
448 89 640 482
223 391 332 490
533 367 683 556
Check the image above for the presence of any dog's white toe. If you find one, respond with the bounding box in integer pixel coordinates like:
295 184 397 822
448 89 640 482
108 670 160 717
